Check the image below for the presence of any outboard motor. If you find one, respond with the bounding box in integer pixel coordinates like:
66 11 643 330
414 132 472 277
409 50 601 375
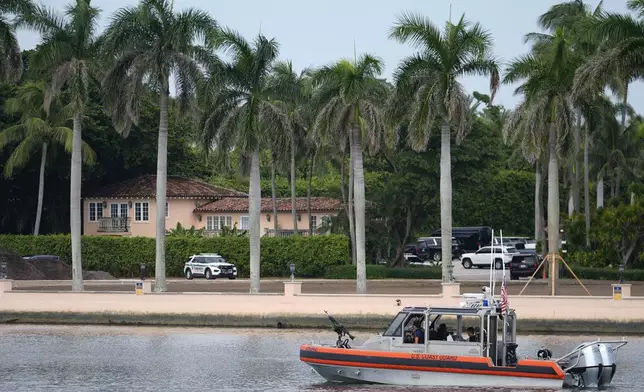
561 341 625 388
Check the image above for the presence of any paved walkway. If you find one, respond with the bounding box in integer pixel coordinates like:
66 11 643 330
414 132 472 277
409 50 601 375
11 278 642 296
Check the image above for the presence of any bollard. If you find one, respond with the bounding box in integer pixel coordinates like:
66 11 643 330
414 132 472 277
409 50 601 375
289 263 295 281
140 264 146 281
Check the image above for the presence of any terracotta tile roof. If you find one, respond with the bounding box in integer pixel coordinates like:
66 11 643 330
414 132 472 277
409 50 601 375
85 175 247 199
195 197 342 213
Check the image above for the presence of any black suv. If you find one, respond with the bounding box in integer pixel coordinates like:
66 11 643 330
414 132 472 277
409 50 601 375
509 254 544 280
404 237 463 262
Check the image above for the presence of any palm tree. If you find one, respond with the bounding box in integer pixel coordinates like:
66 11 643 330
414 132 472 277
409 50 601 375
313 54 388 294
25 0 102 292
199 29 290 293
266 61 313 235
502 101 547 248
0 0 35 83
0 82 95 235
388 13 499 282
504 28 579 280
102 0 217 292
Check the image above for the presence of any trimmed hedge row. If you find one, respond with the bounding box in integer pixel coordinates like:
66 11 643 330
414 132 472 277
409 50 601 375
324 265 442 279
0 234 350 278
563 265 644 281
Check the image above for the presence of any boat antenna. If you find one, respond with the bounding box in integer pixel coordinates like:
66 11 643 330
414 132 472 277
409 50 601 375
488 229 495 297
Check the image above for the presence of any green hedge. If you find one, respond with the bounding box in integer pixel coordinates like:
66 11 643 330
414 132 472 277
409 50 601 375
324 265 442 279
563 265 644 281
0 234 350 278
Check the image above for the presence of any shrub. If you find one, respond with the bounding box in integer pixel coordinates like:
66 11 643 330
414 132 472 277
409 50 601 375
324 265 441 279
562 265 644 281
0 234 349 278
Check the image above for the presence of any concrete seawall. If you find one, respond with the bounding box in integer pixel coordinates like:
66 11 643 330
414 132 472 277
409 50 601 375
1 281 642 334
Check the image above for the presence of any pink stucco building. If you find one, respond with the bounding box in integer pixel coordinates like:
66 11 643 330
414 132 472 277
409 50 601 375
82 174 341 237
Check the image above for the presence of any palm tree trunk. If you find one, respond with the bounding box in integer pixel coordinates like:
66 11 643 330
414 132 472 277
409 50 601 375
440 122 453 283
34 142 48 236
339 150 355 259
70 112 83 292
572 111 581 213
547 121 560 284
249 145 262 293
534 160 542 243
307 150 316 236
351 114 367 294
271 158 278 233
584 126 591 248
291 130 298 234
615 168 621 197
597 175 604 209
348 136 356 266
154 88 169 292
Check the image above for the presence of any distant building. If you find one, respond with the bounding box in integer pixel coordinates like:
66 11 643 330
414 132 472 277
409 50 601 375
82 174 341 237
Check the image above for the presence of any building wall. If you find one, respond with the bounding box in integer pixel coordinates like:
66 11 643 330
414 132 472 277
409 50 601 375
83 197 337 238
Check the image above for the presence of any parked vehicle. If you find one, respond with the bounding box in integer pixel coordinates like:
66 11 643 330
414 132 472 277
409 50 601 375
509 254 544 280
431 226 492 252
22 255 61 260
404 237 463 262
184 253 237 280
460 246 520 270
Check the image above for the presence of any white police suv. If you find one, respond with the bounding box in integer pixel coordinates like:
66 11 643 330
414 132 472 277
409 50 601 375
184 253 237 280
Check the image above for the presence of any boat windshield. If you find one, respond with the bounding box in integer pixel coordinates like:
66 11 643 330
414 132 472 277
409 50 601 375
383 312 408 336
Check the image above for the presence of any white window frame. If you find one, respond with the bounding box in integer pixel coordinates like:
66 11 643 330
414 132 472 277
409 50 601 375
88 202 104 222
110 202 129 218
134 202 150 222
310 215 317 230
240 216 249 230
165 202 169 219
206 215 233 231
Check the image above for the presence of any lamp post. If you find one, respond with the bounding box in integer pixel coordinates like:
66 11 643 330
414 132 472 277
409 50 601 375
140 264 146 281
618 264 624 284
289 263 295 281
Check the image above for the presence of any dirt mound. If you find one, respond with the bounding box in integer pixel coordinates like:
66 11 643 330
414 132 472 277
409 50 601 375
0 248 116 280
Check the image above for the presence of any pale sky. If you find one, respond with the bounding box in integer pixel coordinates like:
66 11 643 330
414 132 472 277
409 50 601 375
17 0 643 113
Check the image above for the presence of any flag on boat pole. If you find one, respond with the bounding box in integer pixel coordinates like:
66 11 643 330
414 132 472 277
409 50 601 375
501 271 509 313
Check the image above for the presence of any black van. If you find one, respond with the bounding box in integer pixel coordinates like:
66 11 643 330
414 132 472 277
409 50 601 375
430 226 492 252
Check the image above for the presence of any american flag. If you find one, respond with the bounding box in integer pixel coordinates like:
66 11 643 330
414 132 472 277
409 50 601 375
501 274 509 314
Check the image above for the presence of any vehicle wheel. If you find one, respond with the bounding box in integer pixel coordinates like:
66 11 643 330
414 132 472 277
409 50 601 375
185 269 193 280
494 259 503 270
228 277 236 280
462 258 473 269
510 274 518 280
205 269 213 280
433 252 441 262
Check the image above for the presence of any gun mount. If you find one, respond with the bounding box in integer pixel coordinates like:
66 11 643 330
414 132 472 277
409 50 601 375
324 310 355 348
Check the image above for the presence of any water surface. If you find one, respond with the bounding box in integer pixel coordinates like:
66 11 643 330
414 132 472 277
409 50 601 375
0 325 640 391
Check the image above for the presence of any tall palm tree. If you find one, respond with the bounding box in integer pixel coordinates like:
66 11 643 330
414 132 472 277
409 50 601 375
26 0 102 292
102 0 217 292
505 28 579 279
0 82 95 235
199 29 290 293
267 61 313 234
0 0 35 83
313 54 388 293
388 13 499 282
503 101 547 247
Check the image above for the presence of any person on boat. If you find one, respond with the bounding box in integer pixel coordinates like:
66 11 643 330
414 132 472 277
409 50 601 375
437 323 448 340
413 320 425 344
466 327 478 342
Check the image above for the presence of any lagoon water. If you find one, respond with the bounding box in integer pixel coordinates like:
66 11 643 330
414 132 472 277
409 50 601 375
0 325 641 391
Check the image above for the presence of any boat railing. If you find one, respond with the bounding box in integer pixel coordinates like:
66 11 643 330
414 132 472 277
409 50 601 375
554 338 628 372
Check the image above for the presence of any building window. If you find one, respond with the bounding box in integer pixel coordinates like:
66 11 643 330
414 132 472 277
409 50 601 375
310 216 317 230
206 215 232 231
165 202 169 218
240 216 249 230
88 202 104 222
134 202 149 222
110 203 128 218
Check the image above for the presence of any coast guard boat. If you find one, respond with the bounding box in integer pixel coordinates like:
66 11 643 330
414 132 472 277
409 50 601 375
300 289 627 389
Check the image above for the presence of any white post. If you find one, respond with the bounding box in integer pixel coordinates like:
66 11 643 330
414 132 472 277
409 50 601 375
488 229 495 294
